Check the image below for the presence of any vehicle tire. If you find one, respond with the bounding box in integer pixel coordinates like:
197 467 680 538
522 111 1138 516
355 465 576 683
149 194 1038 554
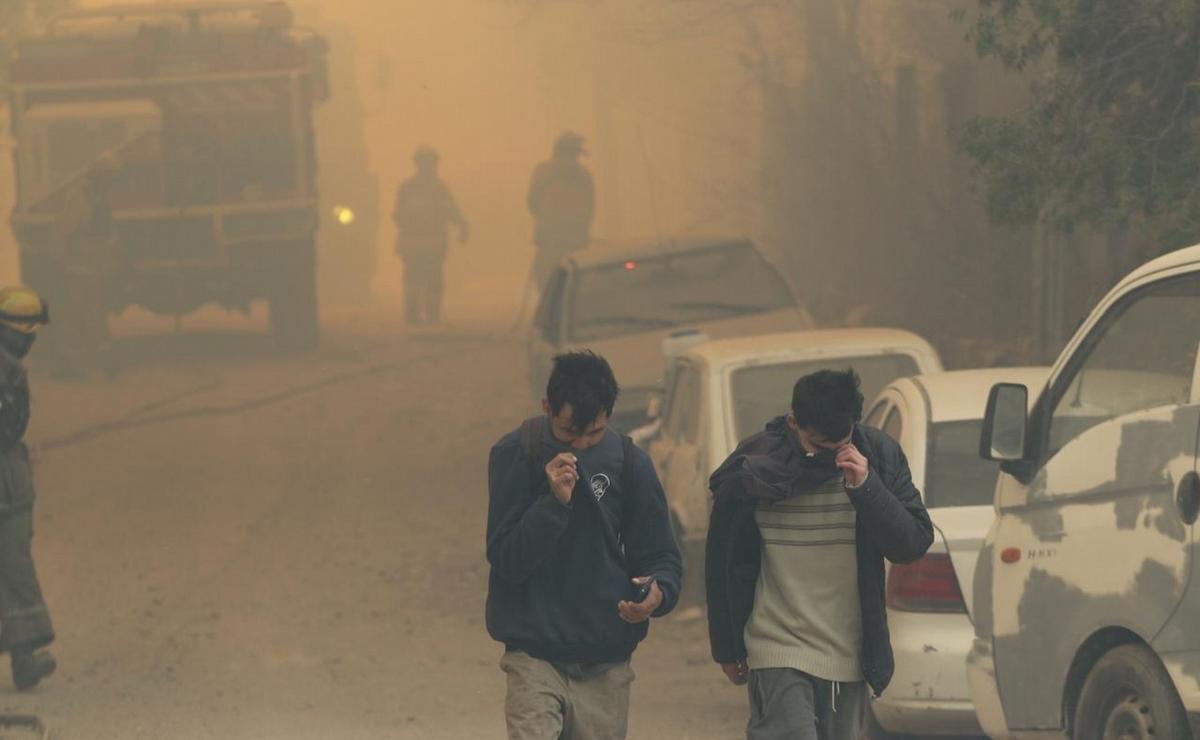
1072 643 1190 740
860 704 913 740
268 242 318 351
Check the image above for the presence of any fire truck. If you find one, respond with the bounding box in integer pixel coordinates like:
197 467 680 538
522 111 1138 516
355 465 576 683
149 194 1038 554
7 2 329 349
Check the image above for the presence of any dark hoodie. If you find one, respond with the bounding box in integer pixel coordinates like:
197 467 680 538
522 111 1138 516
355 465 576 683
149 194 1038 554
705 416 933 696
485 420 682 665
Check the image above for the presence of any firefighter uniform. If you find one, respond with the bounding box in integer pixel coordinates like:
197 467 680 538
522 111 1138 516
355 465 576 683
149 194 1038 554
526 132 595 291
0 287 55 690
393 147 468 326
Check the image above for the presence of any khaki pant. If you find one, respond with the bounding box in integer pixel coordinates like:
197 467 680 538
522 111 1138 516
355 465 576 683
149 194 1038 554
500 651 634 740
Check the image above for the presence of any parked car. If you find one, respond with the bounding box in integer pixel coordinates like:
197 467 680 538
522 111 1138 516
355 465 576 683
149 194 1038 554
628 329 713 450
528 237 815 431
861 367 1050 739
645 328 943 600
970 245 1200 739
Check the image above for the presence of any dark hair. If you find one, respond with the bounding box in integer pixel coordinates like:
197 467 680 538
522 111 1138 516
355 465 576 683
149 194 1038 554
546 351 619 431
790 369 864 442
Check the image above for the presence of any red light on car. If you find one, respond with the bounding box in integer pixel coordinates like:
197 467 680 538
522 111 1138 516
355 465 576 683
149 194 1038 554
624 261 637 270
886 552 967 613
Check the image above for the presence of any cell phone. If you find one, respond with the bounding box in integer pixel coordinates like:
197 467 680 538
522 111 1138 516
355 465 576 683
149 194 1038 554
635 575 657 602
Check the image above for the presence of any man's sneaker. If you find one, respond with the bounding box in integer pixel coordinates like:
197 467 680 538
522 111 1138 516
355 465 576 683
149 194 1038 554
11 650 55 690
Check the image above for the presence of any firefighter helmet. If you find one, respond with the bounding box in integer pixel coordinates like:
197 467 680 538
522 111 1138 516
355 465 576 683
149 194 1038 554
0 287 49 334
413 146 439 166
554 131 586 157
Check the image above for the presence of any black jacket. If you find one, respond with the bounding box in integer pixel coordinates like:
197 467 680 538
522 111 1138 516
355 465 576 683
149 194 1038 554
705 419 933 696
485 422 682 664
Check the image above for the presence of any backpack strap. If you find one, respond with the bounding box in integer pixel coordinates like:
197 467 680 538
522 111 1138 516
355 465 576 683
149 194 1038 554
520 416 544 487
522 417 636 514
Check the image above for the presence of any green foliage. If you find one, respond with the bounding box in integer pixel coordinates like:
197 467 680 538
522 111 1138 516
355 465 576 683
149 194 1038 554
958 0 1200 248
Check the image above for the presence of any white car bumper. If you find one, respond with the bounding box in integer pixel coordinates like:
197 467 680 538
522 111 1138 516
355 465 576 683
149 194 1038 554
871 609 981 735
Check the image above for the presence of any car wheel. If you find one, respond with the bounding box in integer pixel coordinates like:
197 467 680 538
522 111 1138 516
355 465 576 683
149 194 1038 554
268 241 319 351
860 704 913 740
1073 644 1190 740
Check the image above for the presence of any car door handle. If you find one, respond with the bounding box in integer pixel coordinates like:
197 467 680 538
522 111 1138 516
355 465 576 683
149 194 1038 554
1177 471 1200 525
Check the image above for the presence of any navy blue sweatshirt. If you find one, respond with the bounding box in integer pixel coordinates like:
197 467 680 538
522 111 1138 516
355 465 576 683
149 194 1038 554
485 420 683 664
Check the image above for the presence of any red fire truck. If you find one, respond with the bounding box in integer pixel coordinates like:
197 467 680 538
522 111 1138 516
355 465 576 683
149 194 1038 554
8 2 329 349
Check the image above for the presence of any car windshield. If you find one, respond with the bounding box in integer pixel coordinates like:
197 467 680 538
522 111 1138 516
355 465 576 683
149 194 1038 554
731 353 920 439
926 420 999 508
568 242 796 342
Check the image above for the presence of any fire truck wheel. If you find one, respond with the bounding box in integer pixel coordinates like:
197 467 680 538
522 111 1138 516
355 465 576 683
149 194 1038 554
268 244 319 351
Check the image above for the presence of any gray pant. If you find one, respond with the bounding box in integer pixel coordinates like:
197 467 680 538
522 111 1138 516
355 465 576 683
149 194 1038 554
747 668 866 740
500 650 634 740
0 448 53 653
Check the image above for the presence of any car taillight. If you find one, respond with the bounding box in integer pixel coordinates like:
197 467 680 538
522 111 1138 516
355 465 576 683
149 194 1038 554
886 552 966 613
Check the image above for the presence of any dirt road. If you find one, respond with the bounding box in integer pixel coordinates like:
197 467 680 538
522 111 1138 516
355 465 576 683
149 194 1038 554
0 309 746 739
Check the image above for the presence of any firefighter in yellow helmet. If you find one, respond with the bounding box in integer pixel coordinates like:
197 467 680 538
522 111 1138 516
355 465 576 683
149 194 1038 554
0 287 56 690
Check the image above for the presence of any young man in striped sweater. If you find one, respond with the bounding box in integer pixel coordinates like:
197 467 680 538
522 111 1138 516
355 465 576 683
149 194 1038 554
706 369 933 740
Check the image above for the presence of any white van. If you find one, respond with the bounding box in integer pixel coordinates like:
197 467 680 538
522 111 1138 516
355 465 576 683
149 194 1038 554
971 246 1200 738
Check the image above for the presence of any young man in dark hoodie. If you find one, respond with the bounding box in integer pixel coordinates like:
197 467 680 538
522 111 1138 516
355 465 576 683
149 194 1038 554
706 369 933 740
486 351 682 740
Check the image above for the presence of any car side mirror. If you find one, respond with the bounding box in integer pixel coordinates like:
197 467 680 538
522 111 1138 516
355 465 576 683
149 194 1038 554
980 383 1028 462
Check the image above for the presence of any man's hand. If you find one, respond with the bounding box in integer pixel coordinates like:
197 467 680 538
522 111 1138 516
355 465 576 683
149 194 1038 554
837 444 869 488
617 577 662 623
721 661 749 685
545 452 578 505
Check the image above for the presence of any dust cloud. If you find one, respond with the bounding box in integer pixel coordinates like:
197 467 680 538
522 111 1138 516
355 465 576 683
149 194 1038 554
0 1 1033 738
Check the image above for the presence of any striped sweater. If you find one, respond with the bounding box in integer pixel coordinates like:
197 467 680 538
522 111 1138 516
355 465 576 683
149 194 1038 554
743 476 863 682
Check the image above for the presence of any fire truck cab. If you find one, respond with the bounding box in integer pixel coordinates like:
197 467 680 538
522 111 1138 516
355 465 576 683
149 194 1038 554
8 2 329 349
